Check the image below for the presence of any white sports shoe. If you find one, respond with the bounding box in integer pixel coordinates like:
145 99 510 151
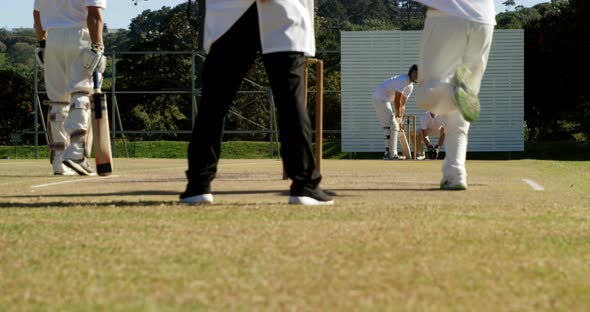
54 165 76 176
416 155 426 160
288 185 334 205
385 154 406 160
440 175 468 190
63 158 96 176
179 193 214 205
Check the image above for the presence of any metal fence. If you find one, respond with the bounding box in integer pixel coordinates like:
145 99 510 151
31 50 341 159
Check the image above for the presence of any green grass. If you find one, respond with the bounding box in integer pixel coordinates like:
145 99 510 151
1 159 590 310
0 140 276 159
2 139 589 160
0 139 349 160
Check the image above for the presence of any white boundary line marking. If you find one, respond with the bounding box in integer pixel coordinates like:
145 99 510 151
522 178 545 191
32 175 120 189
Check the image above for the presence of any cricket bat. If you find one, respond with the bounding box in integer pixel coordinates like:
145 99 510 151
91 70 113 176
399 129 412 159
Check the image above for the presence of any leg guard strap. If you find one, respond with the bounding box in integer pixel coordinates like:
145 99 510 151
44 100 70 106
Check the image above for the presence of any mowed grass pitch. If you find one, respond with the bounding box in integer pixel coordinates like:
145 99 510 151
1 158 590 311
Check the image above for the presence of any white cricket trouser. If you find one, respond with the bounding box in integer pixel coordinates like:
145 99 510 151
416 9 494 114
372 96 401 155
45 26 94 168
416 9 494 184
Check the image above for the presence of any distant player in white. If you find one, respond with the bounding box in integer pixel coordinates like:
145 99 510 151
412 111 445 160
372 65 418 160
412 0 495 189
33 0 107 176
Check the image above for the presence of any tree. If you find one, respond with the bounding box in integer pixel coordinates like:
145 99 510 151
502 0 516 11
112 4 200 138
7 42 35 68
496 6 541 29
523 0 588 140
0 70 34 144
104 29 131 52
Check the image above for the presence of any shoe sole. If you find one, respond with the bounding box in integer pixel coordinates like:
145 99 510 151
179 194 214 205
288 196 334 205
453 65 480 122
63 159 96 176
440 182 467 191
54 172 76 176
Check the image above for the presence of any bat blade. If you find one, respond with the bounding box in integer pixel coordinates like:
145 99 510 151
399 129 412 159
92 71 113 176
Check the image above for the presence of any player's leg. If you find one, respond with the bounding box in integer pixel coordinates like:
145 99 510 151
181 3 261 204
372 97 396 159
44 28 75 175
46 101 75 175
263 52 333 205
441 23 494 189
452 23 495 122
391 114 403 159
415 10 469 115
60 28 95 175
440 110 469 189
63 91 94 175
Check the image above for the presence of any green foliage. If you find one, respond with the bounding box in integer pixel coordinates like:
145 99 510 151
4 0 587 147
0 28 37 72
0 70 34 145
104 30 132 52
496 6 542 29
0 53 7 67
7 42 35 67
112 3 199 138
522 0 588 140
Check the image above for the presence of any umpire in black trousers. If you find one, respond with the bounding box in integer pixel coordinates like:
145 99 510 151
180 1 333 205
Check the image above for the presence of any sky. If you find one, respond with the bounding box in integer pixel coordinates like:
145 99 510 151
1 0 548 30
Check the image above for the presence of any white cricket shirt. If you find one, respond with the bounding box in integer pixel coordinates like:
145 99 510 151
412 0 496 25
204 0 315 56
420 112 444 131
34 0 107 30
373 74 414 102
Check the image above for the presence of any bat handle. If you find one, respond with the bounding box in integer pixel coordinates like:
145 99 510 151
93 69 103 119
92 70 100 90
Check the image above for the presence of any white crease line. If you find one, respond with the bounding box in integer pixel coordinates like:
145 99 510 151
32 175 120 189
522 178 545 191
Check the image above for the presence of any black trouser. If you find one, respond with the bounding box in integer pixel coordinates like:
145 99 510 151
186 3 321 193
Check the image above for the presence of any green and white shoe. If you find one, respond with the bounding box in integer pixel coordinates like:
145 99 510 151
452 65 480 122
440 179 467 191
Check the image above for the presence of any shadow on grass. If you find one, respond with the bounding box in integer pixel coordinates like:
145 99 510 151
0 201 173 209
2 190 180 199
0 185 466 209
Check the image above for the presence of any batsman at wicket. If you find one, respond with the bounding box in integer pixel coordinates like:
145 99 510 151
372 65 418 160
33 0 107 176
